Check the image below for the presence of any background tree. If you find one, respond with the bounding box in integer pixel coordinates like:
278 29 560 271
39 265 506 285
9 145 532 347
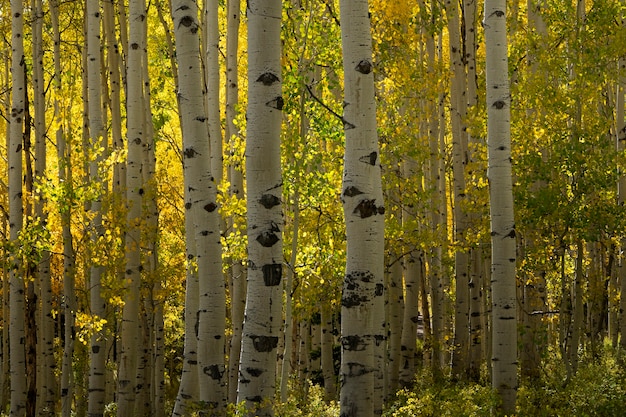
8 0 27 413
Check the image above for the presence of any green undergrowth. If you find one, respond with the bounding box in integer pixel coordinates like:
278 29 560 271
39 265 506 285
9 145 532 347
384 343 626 417
516 344 626 417
382 369 498 417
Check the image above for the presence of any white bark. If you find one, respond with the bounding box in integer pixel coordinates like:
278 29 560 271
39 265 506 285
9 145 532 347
9 0 27 413
205 0 222 185
85 0 109 413
338 0 385 415
320 303 336 401
32 0 55 411
225 0 246 404
237 0 283 413
117 0 147 413
485 0 517 411
618 31 626 351
171 0 226 412
446 0 470 379
51 3 76 416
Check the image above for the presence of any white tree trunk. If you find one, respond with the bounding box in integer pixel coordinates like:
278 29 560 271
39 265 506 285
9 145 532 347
485 0 517 411
446 0 470 380
320 303 336 401
224 0 247 404
85 0 109 413
117 0 147 413
171 0 226 412
9 0 27 413
338 0 385 415
32 0 55 411
237 0 283 413
205 0 222 186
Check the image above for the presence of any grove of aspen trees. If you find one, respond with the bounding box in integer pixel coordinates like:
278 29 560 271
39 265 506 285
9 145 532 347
1 0 626 415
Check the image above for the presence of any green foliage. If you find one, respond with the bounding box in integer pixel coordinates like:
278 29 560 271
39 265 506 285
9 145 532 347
518 343 626 417
383 369 499 417
274 383 339 417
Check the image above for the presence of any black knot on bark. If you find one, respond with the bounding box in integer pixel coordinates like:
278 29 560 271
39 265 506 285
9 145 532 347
256 231 279 247
246 367 264 377
266 96 284 110
179 15 194 28
355 59 373 74
353 199 383 218
343 186 363 197
262 263 282 286
257 72 280 86
204 365 224 380
493 100 506 109
259 194 281 209
250 335 278 352
183 147 198 158
342 335 366 351
204 202 218 212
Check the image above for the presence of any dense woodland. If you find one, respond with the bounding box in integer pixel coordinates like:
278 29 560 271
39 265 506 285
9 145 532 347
1 0 626 415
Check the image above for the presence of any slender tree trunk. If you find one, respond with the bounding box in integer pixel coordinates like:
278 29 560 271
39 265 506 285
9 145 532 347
9 0 27 413
617 32 626 351
117 0 147 413
446 0 471 380
32 0 55 412
237 0 283 413
171 0 227 412
387 245 404 398
171 227 200 416
205 0 222 186
281 191 299 402
52 3 77 415
423 22 446 375
485 0 518 410
86 0 109 413
567 240 585 379
225 0 247 404
320 303 336 401
338 0 385 415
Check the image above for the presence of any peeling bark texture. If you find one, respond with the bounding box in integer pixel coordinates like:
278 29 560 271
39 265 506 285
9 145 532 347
237 0 283 414
339 0 385 416
485 0 517 412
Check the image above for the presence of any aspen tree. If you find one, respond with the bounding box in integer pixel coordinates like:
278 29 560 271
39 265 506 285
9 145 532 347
399 159 423 387
171 0 226 412
205 0 222 186
225 0 246 404
464 0 485 383
85 0 109 412
422 12 447 374
484 0 517 411
117 0 147 412
8 0 27 413
618 21 626 351
446 0 471 380
32 0 55 411
338 0 385 415
159 2 201 412
236 0 283 413
51 3 77 415
140 35 164 417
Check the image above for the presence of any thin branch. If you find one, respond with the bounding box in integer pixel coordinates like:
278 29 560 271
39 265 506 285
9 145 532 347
305 84 355 129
